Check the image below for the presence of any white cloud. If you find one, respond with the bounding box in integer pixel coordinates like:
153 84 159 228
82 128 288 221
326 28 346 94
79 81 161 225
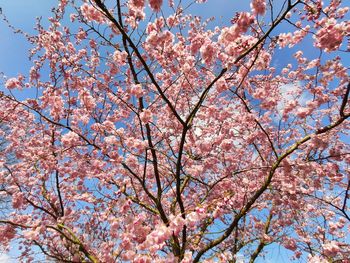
235 253 246 263
0 253 13 263
277 83 299 114
277 82 311 117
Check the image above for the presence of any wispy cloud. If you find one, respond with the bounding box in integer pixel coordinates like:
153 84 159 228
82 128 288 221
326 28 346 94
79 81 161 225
0 253 13 263
277 82 311 116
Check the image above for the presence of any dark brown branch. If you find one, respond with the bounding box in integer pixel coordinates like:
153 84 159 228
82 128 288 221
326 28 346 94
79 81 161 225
55 170 65 217
342 179 350 213
340 82 350 117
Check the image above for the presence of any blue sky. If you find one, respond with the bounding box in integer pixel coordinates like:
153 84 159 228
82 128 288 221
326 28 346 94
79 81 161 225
0 0 57 78
0 2 58 262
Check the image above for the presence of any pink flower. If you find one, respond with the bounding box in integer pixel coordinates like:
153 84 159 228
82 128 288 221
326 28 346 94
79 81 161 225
0 225 16 240
142 224 172 247
219 12 254 46
322 241 340 257
314 18 347 52
186 208 206 228
70 14 77 22
61 131 80 147
149 0 163 12
131 84 144 98
80 3 105 23
76 29 87 40
220 139 232 151
154 225 172 243
200 40 217 65
181 252 193 263
296 107 311 118
121 251 136 261
79 89 96 110
102 120 116 132
237 12 255 33
140 109 152 123
134 255 151 263
216 78 228 92
307 255 327 263
169 216 185 236
113 50 128 65
132 0 145 8
126 1 146 27
5 78 21 89
12 192 25 209
251 0 266 16
29 67 40 81
49 95 64 120
219 27 238 45
283 238 297 251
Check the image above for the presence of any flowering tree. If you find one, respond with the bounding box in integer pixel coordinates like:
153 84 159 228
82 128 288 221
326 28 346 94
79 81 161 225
0 0 349 262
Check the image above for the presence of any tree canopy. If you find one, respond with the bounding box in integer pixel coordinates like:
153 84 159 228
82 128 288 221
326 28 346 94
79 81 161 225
0 0 349 262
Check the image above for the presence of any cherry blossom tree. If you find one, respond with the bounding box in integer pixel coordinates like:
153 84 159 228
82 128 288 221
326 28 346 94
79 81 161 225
0 0 349 262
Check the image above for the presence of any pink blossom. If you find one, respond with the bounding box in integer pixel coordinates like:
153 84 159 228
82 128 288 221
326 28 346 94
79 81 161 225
186 208 206 228
220 139 232 151
146 30 174 49
142 224 172 248
61 131 80 147
237 12 255 33
262 234 273 243
168 0 174 8
120 235 132 250
200 40 217 65
134 255 151 263
76 28 87 40
131 84 144 98
104 136 118 145
322 241 341 257
79 89 96 110
0 225 16 241
140 109 152 123
23 229 39 241
307 255 328 263
149 0 163 12
5 78 21 89
132 0 145 8
121 250 136 261
278 32 293 48
219 13 254 46
314 18 347 52
282 100 298 117
102 120 116 132
29 67 40 81
283 238 297 251
251 0 266 16
216 78 229 92
181 252 193 263
112 50 128 65
296 106 313 118
126 1 146 27
218 27 238 45
80 3 105 23
49 95 64 120
12 192 25 209
169 215 185 236
70 13 77 22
